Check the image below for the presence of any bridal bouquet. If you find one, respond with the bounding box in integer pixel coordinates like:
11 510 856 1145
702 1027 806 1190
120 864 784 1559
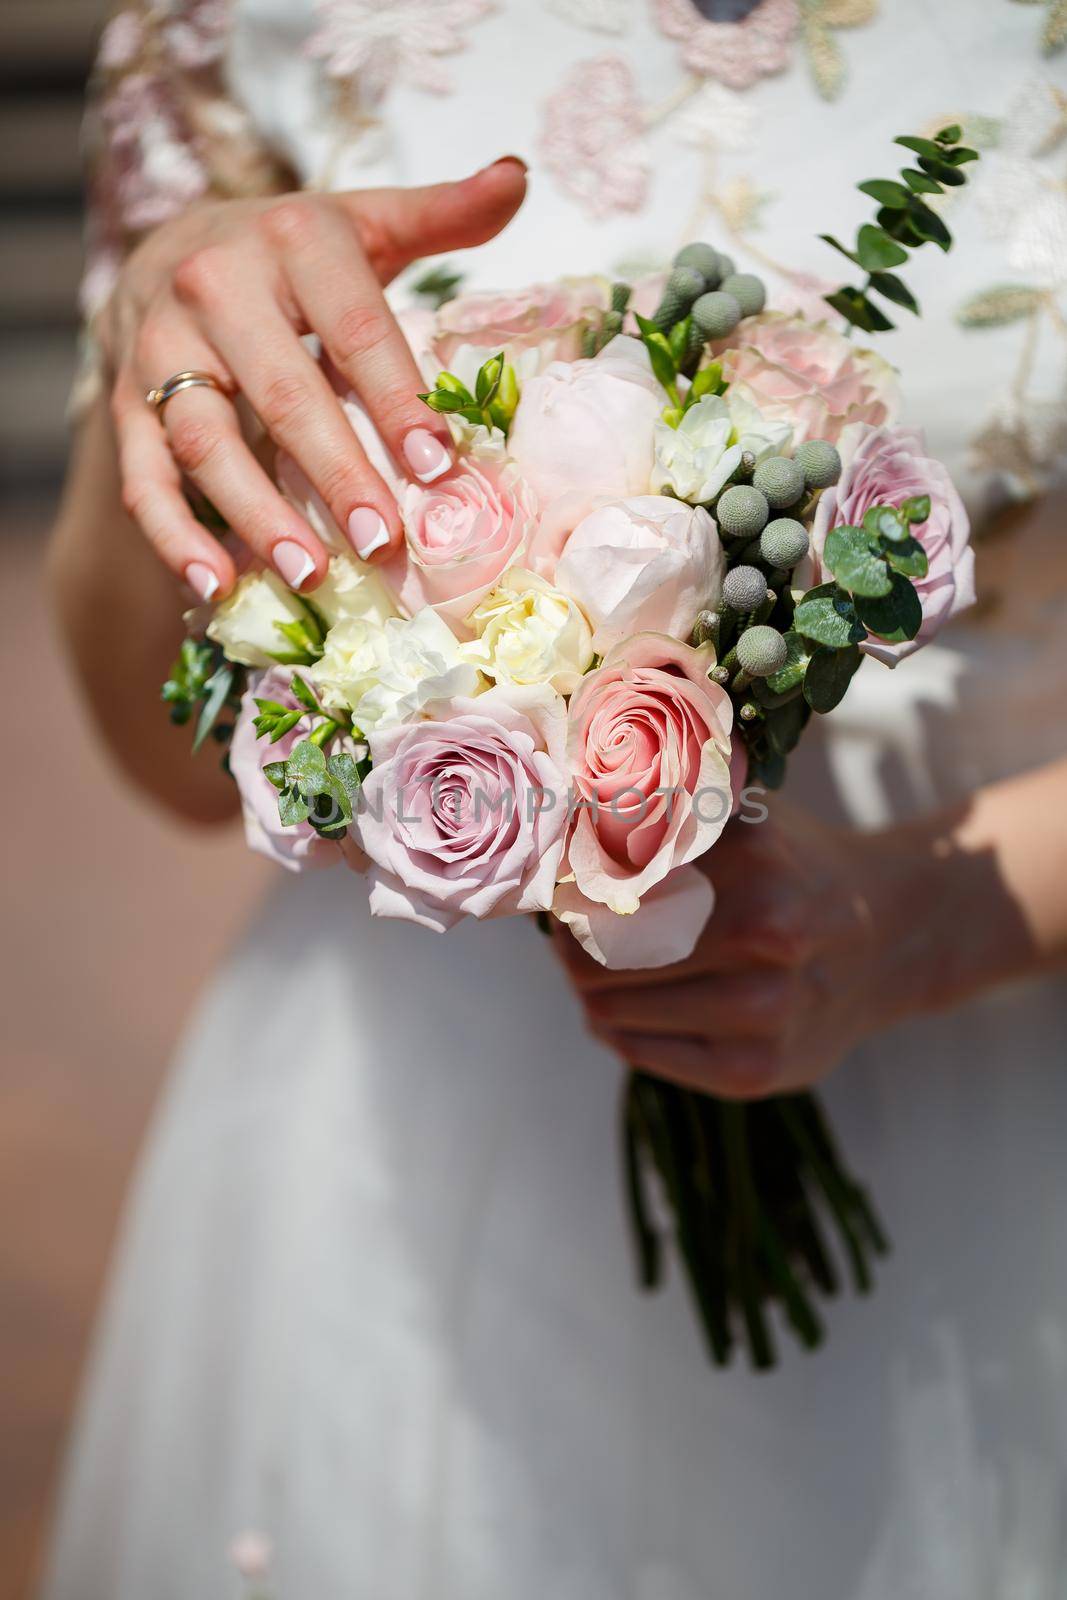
166 128 978 1368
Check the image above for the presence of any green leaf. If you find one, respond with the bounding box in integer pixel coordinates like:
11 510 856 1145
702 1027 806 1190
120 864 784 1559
900 494 931 525
855 571 923 642
668 316 692 364
863 504 908 543
286 739 329 791
803 645 862 713
855 224 909 272
763 630 810 695
895 135 945 160
943 146 979 165
277 785 310 827
856 179 911 209
901 166 943 195
193 663 234 754
903 196 952 252
290 674 320 713
751 751 787 790
793 583 867 648
268 710 303 744
436 371 474 401
823 525 892 597
410 263 463 309
263 760 288 789
764 696 808 757
819 232 860 265
867 270 920 314
917 154 967 188
420 389 470 414
326 751 362 802
935 123 963 144
956 284 1044 328
823 287 895 333
882 535 929 579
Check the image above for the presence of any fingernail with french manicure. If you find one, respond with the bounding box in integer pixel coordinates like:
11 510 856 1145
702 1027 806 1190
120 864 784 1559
273 539 317 590
185 561 219 602
348 507 391 560
403 429 452 484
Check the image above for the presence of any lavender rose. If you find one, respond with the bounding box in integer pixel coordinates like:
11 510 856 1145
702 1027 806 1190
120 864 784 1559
807 423 975 664
354 685 570 931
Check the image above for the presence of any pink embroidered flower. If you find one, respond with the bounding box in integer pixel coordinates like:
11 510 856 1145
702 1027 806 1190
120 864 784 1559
161 0 232 69
97 10 145 70
306 0 495 100
653 0 800 89
540 56 650 220
718 312 900 447
100 72 208 230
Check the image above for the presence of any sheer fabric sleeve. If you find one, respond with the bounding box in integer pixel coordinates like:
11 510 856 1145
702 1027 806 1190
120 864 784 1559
74 0 294 412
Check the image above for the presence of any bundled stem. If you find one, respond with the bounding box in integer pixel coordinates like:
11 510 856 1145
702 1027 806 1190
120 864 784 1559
623 1071 888 1371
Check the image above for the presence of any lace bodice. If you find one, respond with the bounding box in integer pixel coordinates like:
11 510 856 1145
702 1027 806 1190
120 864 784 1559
83 0 1067 519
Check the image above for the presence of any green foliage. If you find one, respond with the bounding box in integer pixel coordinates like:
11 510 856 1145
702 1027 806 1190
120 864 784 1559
420 351 519 436
409 262 464 309
253 673 352 753
803 645 861 713
161 638 244 754
822 125 980 332
264 737 368 840
793 583 867 649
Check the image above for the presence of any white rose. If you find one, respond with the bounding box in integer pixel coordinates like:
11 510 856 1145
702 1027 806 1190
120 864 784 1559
466 568 594 696
555 495 723 654
726 390 793 461
312 607 481 731
311 552 397 629
206 569 310 668
652 396 741 504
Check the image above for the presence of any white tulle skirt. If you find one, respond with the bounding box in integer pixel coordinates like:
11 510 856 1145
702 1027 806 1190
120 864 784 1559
43 633 1067 1599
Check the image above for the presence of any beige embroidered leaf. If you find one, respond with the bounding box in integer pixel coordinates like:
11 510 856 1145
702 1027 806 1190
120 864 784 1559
819 0 878 25
1043 0 1067 52
956 285 1045 328
804 18 846 100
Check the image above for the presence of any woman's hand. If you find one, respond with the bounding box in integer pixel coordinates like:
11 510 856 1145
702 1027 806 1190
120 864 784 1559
556 801 907 1100
102 158 527 601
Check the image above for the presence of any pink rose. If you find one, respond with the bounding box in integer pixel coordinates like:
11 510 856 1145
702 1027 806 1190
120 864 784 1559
385 462 537 630
554 865 715 971
566 634 734 915
432 277 611 371
718 312 900 446
229 669 343 873
555 495 723 653
507 336 664 506
808 424 975 665
355 685 570 931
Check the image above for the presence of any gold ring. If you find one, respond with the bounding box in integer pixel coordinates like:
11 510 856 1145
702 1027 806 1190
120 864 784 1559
145 370 229 415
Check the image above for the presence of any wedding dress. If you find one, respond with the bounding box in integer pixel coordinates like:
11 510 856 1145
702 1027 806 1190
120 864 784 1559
45 3 1067 1596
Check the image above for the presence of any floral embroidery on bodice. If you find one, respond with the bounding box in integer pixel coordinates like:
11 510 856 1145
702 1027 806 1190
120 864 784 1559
305 0 495 101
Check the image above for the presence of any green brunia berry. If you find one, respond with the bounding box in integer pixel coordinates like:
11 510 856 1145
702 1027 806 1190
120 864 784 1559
653 265 705 329
719 272 766 318
692 290 742 340
736 625 789 678
673 242 722 287
760 517 810 570
793 438 842 489
716 253 736 280
722 564 769 613
716 484 769 539
752 455 805 509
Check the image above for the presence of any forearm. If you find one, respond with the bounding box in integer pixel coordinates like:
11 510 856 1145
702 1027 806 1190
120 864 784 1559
874 757 1067 1019
48 394 240 825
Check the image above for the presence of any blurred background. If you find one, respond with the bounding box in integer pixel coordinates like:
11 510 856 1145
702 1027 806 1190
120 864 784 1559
0 5 268 1594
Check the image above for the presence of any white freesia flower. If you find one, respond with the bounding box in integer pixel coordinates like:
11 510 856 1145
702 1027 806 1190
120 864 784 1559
652 396 741 503
466 567 594 695
206 569 310 668
652 392 794 505
312 607 481 730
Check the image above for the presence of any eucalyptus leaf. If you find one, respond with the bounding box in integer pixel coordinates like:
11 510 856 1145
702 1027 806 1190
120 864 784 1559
263 760 287 790
935 123 963 144
823 526 892 598
867 270 919 314
193 662 235 754
917 155 967 187
763 630 810 695
803 645 862 713
894 135 945 160
856 179 910 209
900 494 931 525
765 696 808 757
855 225 909 272
278 785 310 827
863 504 908 543
823 288 895 333
793 583 867 648
901 166 943 195
855 572 923 642
882 535 929 579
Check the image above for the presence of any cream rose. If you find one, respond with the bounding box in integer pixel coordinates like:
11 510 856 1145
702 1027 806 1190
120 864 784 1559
206 569 311 668
466 567 594 695
311 607 481 730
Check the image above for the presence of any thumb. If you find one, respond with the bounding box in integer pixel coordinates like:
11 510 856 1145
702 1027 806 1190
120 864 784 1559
340 157 528 283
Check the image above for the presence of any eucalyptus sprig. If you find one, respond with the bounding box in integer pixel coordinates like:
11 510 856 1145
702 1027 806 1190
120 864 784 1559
420 351 519 437
409 261 464 309
821 125 979 332
161 638 244 754
263 739 367 840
